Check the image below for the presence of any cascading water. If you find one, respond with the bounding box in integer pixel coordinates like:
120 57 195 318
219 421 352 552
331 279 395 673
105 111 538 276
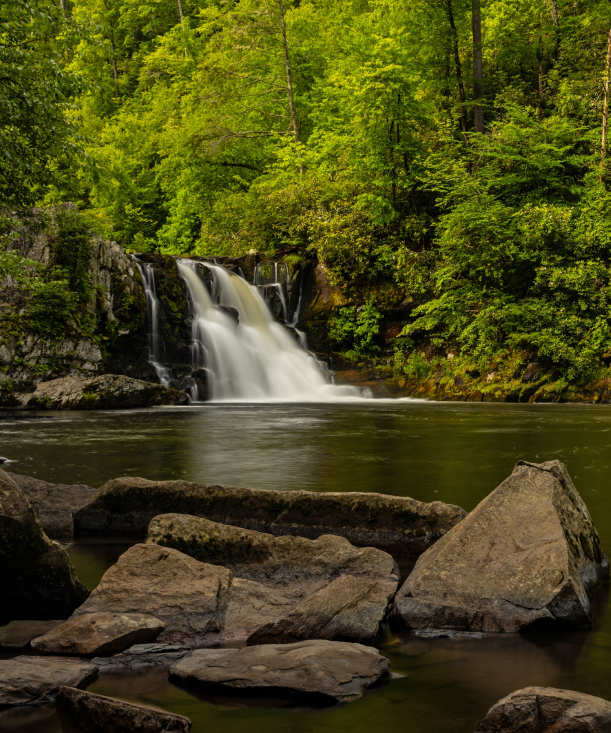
134 260 172 387
177 260 366 401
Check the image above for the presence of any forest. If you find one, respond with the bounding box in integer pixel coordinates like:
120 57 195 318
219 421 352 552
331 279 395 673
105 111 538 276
3 0 611 390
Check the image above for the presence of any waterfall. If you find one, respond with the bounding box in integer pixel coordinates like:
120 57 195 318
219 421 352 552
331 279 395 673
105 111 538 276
177 260 367 402
134 260 172 387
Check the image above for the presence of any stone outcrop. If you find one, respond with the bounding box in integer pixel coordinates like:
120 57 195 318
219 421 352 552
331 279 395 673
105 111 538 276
0 656 98 706
31 612 166 655
0 619 65 648
169 640 389 704
8 374 182 410
70 544 296 646
0 469 89 624
475 687 611 732
92 643 191 671
7 472 95 538
57 686 191 733
76 476 466 554
392 460 609 633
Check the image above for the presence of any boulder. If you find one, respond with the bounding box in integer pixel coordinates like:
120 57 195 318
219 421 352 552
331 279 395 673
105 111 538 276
92 643 191 671
31 612 166 655
392 460 609 633
0 469 89 624
169 640 389 704
7 472 96 538
0 656 98 706
0 619 65 648
57 686 191 733
148 514 400 644
475 687 611 732
70 544 295 646
75 476 466 554
14 374 181 410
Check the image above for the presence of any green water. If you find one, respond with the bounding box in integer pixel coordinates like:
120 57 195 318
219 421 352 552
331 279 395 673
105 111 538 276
1 401 611 732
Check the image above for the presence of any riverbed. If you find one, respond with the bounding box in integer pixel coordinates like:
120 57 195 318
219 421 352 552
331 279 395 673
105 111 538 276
2 400 611 732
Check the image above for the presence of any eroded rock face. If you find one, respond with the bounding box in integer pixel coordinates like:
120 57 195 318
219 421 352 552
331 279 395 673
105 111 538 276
148 514 399 644
475 687 611 732
31 613 166 656
0 657 98 706
76 477 466 554
392 460 609 633
57 686 191 733
0 469 89 624
169 640 389 704
70 544 295 646
13 374 181 410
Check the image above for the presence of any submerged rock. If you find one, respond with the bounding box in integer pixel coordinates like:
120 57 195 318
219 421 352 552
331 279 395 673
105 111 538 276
0 620 65 649
57 686 191 733
0 469 89 624
392 460 609 633
31 612 166 656
0 656 98 706
475 686 611 732
169 640 389 704
92 643 191 671
12 374 181 410
76 477 466 554
148 514 400 644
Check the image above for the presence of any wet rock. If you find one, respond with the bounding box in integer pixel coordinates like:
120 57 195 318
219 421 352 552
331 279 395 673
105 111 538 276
0 469 89 624
392 460 609 633
57 686 191 733
148 514 400 644
31 613 166 655
92 643 190 671
169 640 389 704
475 686 611 732
13 374 181 410
76 477 466 554
70 544 295 646
0 656 98 706
521 362 542 382
0 620 65 648
7 472 95 539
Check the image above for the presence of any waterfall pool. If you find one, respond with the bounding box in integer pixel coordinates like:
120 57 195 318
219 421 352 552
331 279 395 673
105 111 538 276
2 400 611 732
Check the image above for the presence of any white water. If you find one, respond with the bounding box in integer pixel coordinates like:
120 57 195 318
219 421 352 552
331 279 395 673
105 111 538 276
135 261 172 387
177 260 367 402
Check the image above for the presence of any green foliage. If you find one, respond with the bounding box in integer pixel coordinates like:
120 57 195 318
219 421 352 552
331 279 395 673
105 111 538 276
51 208 93 300
329 303 382 355
25 277 78 337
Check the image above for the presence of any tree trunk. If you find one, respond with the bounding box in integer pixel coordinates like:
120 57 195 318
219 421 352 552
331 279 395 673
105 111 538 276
278 0 300 146
601 27 611 181
472 0 484 132
110 33 119 97
551 0 559 27
59 0 67 19
177 0 187 58
446 0 468 139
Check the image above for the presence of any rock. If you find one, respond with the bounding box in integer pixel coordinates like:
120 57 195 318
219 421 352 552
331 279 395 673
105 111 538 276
0 656 98 706
521 362 543 382
92 643 191 671
148 514 400 644
57 686 191 733
0 469 89 624
13 374 181 410
76 477 466 554
0 619 65 648
0 457 7 463
70 544 296 646
7 472 95 538
31 612 166 655
169 640 389 704
391 460 609 633
475 687 611 732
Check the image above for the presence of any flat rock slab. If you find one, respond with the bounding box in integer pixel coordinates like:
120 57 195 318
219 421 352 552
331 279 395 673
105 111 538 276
476 687 611 732
31 612 166 655
392 460 609 633
0 656 98 706
0 620 65 648
92 644 191 671
169 640 389 703
57 686 191 733
75 476 466 554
